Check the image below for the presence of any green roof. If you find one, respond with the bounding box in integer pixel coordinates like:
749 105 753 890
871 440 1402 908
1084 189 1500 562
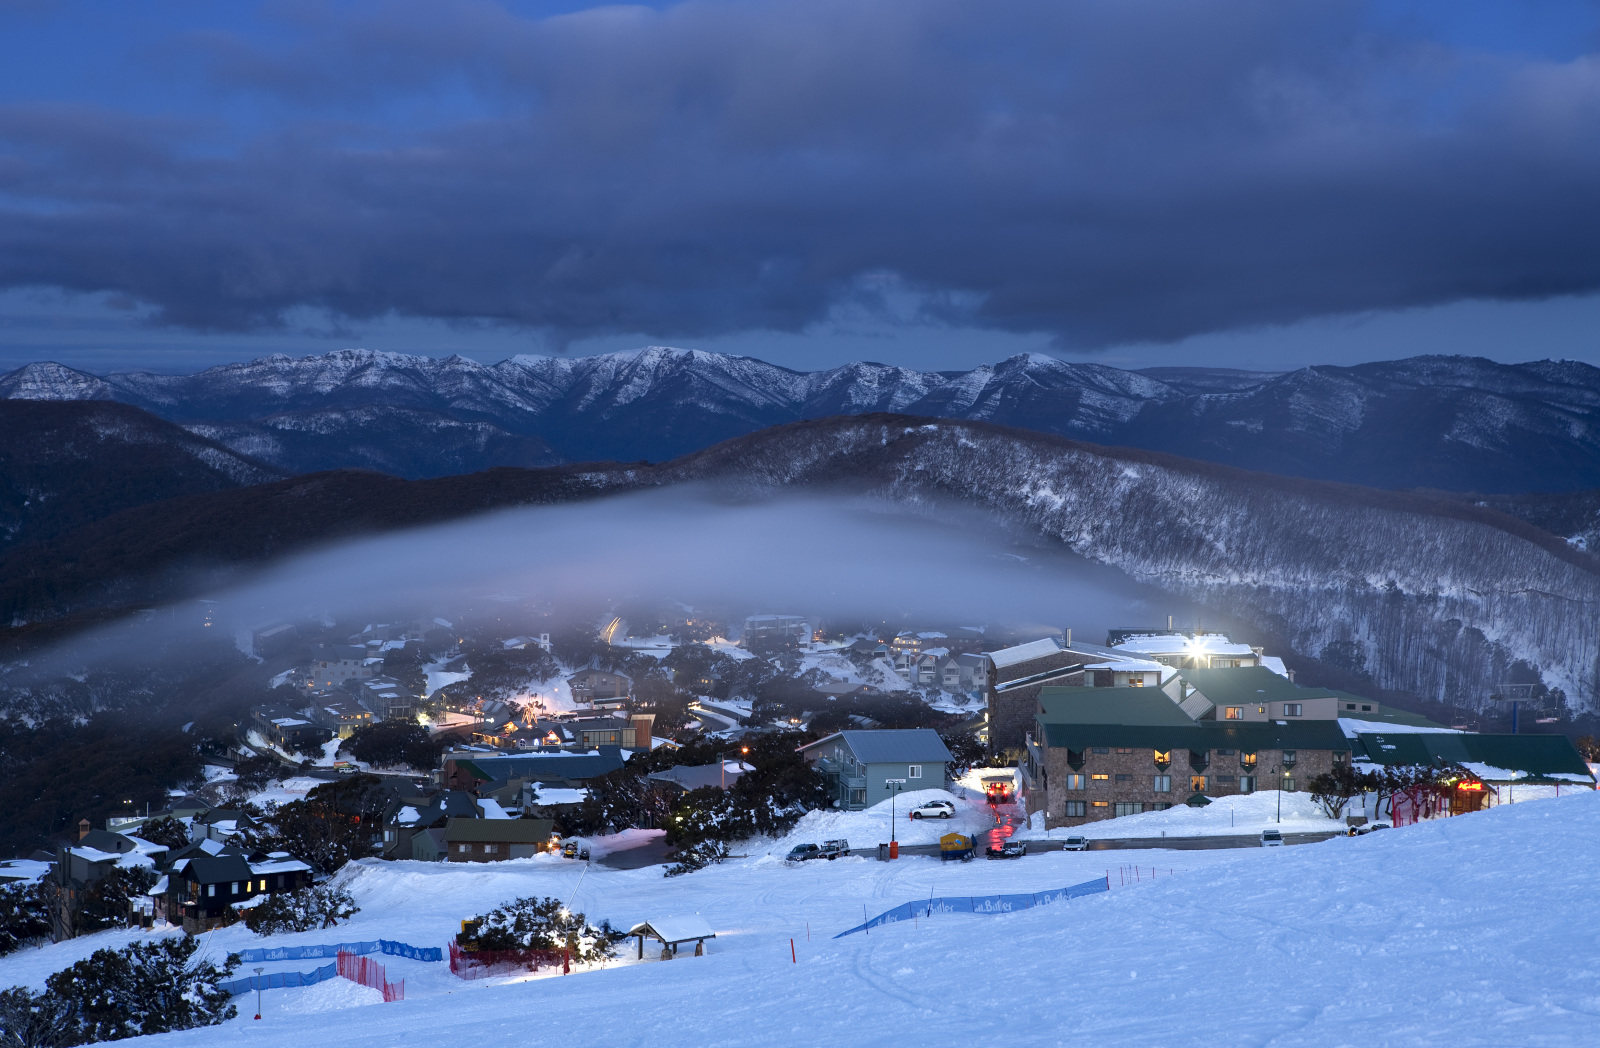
1354 733 1592 782
1179 666 1336 707
1034 686 1349 753
1325 693 1451 729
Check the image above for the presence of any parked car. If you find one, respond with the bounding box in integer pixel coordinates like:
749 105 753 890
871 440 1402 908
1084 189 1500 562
909 800 955 820
1062 834 1088 852
985 840 1026 859
1260 829 1284 847
785 843 823 863
819 839 850 859
561 841 590 860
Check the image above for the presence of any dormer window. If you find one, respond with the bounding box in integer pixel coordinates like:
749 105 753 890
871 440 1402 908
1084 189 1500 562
1153 750 1170 766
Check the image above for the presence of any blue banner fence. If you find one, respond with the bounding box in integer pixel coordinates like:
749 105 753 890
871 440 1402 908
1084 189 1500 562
833 877 1109 938
220 940 442 995
232 939 442 963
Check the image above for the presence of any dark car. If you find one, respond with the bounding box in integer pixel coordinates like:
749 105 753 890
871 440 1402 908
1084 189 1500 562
985 840 1026 859
785 843 822 863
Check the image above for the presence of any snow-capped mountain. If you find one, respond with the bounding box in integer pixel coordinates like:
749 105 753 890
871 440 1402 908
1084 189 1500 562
4 348 1599 491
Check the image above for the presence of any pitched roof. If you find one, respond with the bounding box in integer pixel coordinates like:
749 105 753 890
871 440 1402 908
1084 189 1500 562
444 817 555 844
801 729 953 765
183 854 254 883
456 752 625 784
1354 733 1593 782
986 637 1063 669
1178 666 1336 707
1035 686 1350 753
1037 687 1197 727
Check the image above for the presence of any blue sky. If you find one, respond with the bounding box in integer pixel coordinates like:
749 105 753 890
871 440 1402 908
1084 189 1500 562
2 0 1599 374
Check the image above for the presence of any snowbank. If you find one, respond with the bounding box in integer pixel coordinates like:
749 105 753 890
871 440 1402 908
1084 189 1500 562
766 789 997 854
1013 790 1342 840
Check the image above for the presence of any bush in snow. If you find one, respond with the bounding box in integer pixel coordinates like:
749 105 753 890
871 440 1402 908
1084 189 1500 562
1305 765 1381 820
339 720 441 771
663 839 729 878
133 817 190 851
63 867 157 935
43 936 236 1043
240 776 387 874
0 883 50 957
457 896 624 964
242 884 359 935
0 985 79 1048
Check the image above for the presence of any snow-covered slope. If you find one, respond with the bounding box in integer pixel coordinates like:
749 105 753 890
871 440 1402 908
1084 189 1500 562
10 789 1596 1047
7 350 1597 490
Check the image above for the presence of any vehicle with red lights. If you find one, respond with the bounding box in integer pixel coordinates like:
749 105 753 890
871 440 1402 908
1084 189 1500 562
981 775 1014 804
985 840 1026 859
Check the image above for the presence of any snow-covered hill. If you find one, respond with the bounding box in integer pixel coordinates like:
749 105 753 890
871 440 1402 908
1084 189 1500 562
6 349 1599 490
7 790 1595 1047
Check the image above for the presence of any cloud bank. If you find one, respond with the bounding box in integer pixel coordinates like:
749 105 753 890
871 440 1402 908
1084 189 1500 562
2 0 1600 349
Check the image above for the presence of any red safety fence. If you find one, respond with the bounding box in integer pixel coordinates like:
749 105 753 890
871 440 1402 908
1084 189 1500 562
448 940 568 980
336 949 405 1002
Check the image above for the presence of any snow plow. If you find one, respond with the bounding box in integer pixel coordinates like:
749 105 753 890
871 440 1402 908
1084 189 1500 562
939 832 976 861
981 774 1014 804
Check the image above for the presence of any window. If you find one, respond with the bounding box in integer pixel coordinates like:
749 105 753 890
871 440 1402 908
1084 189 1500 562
231 882 240 894
1333 752 1346 763
458 844 469 854
1153 775 1171 793
207 884 215 897
1241 752 1257 768
1090 774 1109 786
1361 705 1372 712
1190 775 1207 792
1239 775 1255 794
1151 802 1172 811
1345 703 1356 711
1282 776 1296 792
1063 801 1087 817
1217 775 1236 784
1224 707 1242 720
485 844 498 854
1283 750 1298 767
908 765 922 779
1113 802 1143 817
1129 678 1144 687
1091 747 1110 754
1153 750 1170 765
849 789 866 806
1114 774 1131 782
1065 774 1085 791
1091 801 1110 808
1257 706 1265 714
1114 747 1134 754
1216 749 1234 756
1283 703 1302 717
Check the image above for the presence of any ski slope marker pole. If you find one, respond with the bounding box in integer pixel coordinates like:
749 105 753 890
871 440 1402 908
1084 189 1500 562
864 904 869 935
791 939 796 964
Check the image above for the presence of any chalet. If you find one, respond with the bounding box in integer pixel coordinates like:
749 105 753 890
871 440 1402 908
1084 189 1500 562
568 713 655 750
645 762 752 797
192 808 258 843
382 790 480 859
310 645 378 686
170 852 313 934
250 622 300 658
1352 732 1594 820
350 675 418 721
742 615 809 652
568 668 633 706
250 704 332 751
797 729 954 810
441 750 628 802
444 817 556 862
51 829 168 940
310 697 376 738
1022 686 1352 827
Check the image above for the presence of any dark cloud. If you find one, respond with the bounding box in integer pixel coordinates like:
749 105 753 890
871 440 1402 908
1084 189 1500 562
1 0 1599 348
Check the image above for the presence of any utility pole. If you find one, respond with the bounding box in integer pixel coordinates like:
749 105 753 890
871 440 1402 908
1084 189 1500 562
1276 766 1283 824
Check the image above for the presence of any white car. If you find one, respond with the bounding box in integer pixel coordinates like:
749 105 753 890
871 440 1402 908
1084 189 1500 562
909 800 955 820
1260 829 1285 847
1062 834 1088 851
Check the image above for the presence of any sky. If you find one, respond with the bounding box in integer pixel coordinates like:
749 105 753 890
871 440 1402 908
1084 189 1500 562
2 0 1600 376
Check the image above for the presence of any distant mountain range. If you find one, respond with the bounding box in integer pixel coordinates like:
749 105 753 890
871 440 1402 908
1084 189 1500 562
4 348 1599 492
1 413 1594 714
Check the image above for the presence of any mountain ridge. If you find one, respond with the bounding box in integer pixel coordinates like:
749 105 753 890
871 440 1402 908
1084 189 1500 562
6 348 1599 491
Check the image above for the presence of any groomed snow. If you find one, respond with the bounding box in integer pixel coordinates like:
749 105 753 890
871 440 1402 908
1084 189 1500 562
14 790 1595 1046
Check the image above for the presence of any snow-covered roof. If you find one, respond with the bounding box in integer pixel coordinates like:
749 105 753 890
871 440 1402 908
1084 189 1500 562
477 799 515 820
1338 718 1460 738
629 914 716 944
1113 634 1256 657
395 805 422 826
1082 658 1164 673
250 858 312 875
986 637 1062 668
1260 656 1290 678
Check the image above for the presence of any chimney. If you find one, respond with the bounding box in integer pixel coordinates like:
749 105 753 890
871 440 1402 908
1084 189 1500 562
1167 615 1174 631
78 818 90 840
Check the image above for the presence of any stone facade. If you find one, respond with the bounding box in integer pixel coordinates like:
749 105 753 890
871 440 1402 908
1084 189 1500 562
987 663 1083 753
1030 742 1343 829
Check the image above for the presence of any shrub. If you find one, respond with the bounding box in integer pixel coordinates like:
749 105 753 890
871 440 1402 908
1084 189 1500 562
44 936 235 1043
458 896 624 964
0 985 79 1048
134 817 189 851
0 883 51 958
242 885 359 935
340 721 442 771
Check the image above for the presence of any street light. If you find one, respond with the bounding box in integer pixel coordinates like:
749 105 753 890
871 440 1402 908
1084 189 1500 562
1277 766 1288 824
885 778 907 856
253 967 264 1020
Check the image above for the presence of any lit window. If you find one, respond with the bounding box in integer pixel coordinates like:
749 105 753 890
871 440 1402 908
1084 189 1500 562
1225 707 1242 720
1190 776 1207 792
1153 750 1170 764
1241 752 1257 767
207 884 215 897
1066 774 1085 790
1091 801 1110 808
1091 773 1109 782
1114 748 1134 754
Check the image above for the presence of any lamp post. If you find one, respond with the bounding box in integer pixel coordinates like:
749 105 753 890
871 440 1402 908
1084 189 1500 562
885 778 906 856
1277 766 1287 824
253 967 264 1020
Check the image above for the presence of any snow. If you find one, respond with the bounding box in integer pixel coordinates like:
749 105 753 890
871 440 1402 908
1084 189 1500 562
1014 790 1342 840
423 656 471 698
1339 717 1462 736
766 790 997 854
529 788 588 806
247 777 323 808
1259 655 1289 678
12 792 1599 1046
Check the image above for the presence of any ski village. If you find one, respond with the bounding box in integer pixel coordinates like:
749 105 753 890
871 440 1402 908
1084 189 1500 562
0 605 1593 1047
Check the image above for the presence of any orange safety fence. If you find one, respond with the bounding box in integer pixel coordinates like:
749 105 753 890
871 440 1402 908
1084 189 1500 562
336 949 405 1002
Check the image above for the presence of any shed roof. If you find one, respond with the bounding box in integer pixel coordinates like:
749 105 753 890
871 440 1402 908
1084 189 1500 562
986 637 1062 669
1354 733 1592 782
444 817 555 844
1037 687 1196 727
629 914 715 944
1178 667 1336 707
801 729 953 765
